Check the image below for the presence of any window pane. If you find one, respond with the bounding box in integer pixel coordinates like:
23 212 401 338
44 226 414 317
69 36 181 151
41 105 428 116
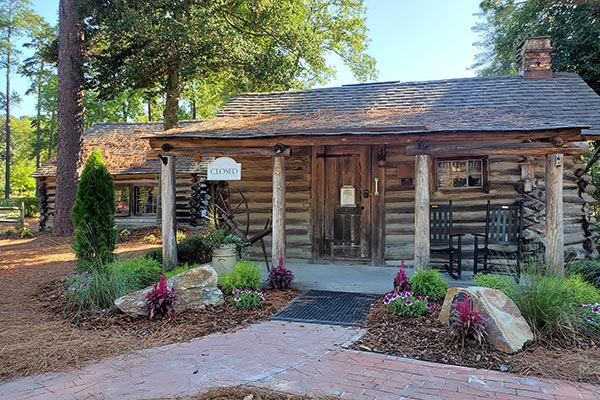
468 160 482 173
436 158 485 190
115 186 130 216
468 174 482 187
134 186 157 215
437 161 452 188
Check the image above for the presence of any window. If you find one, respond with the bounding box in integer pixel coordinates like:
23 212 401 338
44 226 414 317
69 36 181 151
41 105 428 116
115 184 158 216
134 186 158 215
436 158 486 190
115 186 130 216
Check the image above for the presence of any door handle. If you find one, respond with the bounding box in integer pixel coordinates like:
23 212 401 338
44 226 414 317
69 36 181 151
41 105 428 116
374 177 380 197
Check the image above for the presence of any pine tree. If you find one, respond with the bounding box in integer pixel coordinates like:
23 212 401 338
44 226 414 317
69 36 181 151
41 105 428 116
72 148 116 269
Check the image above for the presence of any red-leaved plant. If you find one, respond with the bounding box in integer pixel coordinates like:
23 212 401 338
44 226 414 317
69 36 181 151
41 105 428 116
449 299 488 348
145 272 179 319
393 260 411 293
268 256 294 290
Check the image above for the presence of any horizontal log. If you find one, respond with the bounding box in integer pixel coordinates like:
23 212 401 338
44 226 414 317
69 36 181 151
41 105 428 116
406 141 589 157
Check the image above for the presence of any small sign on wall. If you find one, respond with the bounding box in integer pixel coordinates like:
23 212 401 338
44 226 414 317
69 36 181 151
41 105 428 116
207 157 242 181
340 185 356 207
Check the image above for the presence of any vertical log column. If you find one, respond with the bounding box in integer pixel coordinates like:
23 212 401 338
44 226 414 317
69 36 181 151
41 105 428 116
414 155 430 270
545 153 564 276
161 155 178 270
272 147 287 266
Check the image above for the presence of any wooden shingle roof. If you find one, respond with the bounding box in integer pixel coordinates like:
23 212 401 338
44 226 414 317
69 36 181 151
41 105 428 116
33 121 199 178
152 73 600 139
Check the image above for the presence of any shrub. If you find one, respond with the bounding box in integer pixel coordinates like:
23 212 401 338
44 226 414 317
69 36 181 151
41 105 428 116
393 261 411 293
384 291 436 317
409 269 448 301
231 288 265 308
0 197 39 217
449 299 488 348
567 259 600 289
145 248 162 263
64 270 120 311
177 234 212 264
145 273 179 319
106 257 163 293
473 273 516 296
564 274 600 305
220 259 262 294
268 256 294 290
63 272 94 305
71 149 117 269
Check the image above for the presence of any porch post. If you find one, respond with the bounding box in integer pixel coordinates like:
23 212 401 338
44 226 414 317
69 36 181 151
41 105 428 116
272 148 286 266
160 155 178 270
414 154 430 270
545 153 564 276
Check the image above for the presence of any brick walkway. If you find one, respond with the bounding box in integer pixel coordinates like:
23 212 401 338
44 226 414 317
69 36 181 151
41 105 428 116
1 321 598 400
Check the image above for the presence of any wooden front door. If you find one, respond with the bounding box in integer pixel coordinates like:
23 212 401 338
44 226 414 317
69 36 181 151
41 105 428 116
314 145 372 261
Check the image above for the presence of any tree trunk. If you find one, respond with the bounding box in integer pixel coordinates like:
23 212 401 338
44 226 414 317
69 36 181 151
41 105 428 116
147 101 152 121
47 110 56 161
4 24 11 199
35 60 43 170
55 0 84 236
163 63 181 130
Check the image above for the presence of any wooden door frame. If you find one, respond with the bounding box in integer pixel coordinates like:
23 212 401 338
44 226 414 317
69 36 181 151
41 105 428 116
311 144 385 265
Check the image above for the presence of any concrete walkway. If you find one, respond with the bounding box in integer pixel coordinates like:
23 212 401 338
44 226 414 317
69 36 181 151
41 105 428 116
2 320 599 400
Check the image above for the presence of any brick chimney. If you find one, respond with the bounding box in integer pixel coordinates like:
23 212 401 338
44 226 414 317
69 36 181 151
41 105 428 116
517 36 553 79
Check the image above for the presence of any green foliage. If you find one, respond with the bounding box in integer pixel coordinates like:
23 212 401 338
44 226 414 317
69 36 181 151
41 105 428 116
409 269 448 302
106 257 163 292
219 259 262 294
564 274 600 305
81 0 377 129
145 247 162 263
0 196 38 216
231 288 265 309
177 234 212 264
567 259 600 289
71 149 117 268
473 273 517 296
384 291 434 317
143 234 156 243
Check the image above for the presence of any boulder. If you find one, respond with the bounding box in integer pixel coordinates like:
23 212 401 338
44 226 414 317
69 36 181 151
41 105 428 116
115 265 224 317
438 286 533 354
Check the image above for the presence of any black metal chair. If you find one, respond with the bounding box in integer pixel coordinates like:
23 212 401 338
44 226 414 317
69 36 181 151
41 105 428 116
473 200 524 275
430 201 463 279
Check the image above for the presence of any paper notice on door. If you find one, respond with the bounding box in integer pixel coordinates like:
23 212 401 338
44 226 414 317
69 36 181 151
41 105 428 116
340 185 356 207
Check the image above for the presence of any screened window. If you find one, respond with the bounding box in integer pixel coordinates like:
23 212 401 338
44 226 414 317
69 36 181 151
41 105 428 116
436 158 486 190
134 186 158 215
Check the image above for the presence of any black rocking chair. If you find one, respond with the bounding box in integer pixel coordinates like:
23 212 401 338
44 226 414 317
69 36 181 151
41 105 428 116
473 200 524 275
430 201 463 279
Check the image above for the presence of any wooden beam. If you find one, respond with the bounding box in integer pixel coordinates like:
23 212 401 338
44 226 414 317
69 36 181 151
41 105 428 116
545 153 564 277
414 154 430 270
155 147 291 158
160 155 178 270
406 141 589 157
272 153 286 267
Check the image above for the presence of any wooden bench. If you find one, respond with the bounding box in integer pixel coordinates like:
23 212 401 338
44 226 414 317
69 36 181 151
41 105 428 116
0 202 25 225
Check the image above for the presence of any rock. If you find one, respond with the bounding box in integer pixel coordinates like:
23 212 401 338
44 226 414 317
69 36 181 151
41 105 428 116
115 265 224 317
438 287 533 354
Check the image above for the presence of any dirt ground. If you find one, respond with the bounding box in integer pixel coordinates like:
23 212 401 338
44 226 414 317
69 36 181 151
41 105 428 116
1 223 599 390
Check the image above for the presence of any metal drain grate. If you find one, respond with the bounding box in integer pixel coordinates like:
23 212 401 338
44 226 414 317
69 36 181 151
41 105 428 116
271 289 379 326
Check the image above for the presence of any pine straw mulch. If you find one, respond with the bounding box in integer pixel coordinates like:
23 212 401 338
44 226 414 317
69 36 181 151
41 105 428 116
0 230 298 383
351 299 600 384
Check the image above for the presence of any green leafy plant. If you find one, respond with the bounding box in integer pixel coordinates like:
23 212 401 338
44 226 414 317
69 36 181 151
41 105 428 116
567 259 600 289
145 273 179 319
220 259 262 294
145 248 162 263
71 149 117 269
409 269 448 302
449 299 488 348
143 234 157 243
119 229 131 238
384 291 436 317
177 234 212 264
231 288 265 308
268 256 294 290
176 230 186 243
473 273 516 296
106 257 163 292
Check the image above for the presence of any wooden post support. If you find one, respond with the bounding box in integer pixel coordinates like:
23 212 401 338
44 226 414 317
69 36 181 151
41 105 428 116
545 153 564 277
272 153 286 267
414 155 430 270
160 155 178 270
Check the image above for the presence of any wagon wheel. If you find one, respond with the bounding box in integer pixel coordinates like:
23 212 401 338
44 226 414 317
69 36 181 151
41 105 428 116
212 183 250 238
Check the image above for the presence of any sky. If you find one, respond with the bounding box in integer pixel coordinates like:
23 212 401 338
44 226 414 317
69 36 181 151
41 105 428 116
8 0 483 117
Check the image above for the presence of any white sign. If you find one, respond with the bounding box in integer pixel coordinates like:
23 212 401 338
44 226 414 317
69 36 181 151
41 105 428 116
207 157 241 181
340 185 356 207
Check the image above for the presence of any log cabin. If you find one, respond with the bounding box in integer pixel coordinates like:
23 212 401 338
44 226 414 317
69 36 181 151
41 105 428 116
35 37 600 274
145 37 600 272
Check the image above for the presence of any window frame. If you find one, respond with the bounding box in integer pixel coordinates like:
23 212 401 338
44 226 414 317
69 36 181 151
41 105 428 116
114 183 158 217
434 156 489 192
